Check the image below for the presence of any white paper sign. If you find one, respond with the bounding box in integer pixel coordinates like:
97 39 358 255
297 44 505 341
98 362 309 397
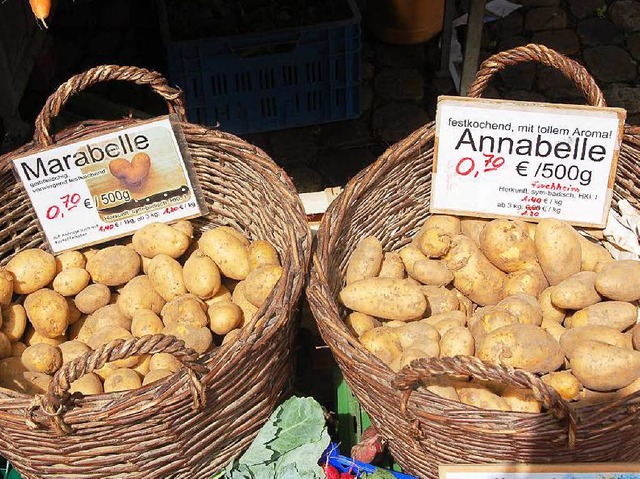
13 117 203 253
431 96 626 227
440 463 640 479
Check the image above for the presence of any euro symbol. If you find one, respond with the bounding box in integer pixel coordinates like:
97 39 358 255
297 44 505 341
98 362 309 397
84 199 93 209
516 161 529 177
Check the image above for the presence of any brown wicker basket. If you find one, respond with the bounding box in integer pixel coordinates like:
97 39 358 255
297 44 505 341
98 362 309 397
0 65 311 478
307 44 640 479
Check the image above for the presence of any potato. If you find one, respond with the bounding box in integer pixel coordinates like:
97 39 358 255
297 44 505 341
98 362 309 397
0 332 10 359
422 215 461 236
0 357 31 393
21 343 62 374
421 377 461 401
232 281 258 326
456 384 510 411
633 324 640 350
171 220 194 239
397 347 439 370
204 284 232 307
208 302 243 335
394 322 440 350
570 340 640 391
539 287 565 324
58 341 91 364
6 248 56 294
143 368 173 386
103 368 142 393
378 252 405 279
131 310 164 337
24 289 69 339
470 308 518 344
88 304 131 332
23 371 51 394
443 235 505 306
183 250 222 300
52 267 91 297
340 278 426 321
476 324 563 374
86 246 141 286
400 247 453 286
82 248 98 263
440 326 474 357
117 275 166 319
11 342 27 358
222 328 242 345
24 327 66 347
345 312 380 337
132 354 151 376
421 286 459 315
55 250 86 273
132 222 190 259
497 294 542 326
460 218 490 244
1 304 26 341
416 227 453 259
70 372 103 395
575 233 613 272
540 320 566 343
248 240 280 270
595 260 640 302
360 327 402 365
161 294 208 328
565 301 637 331
75 284 111 314
87 326 138 369
550 271 601 310
501 386 541 413
216 226 250 246
479 219 537 273
243 265 283 307
541 371 582 401
149 353 182 373
560 325 631 358
454 289 474 318
503 265 548 298
385 321 405 328
198 227 251 280
163 323 213 355
345 237 383 285
534 219 581 285
422 311 466 328
0 268 13 306
147 254 187 301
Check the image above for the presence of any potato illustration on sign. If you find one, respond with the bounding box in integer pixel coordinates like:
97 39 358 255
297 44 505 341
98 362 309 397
109 153 151 188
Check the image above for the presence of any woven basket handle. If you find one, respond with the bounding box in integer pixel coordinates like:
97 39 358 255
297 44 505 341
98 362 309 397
392 355 577 448
33 65 187 147
27 334 208 434
467 43 606 108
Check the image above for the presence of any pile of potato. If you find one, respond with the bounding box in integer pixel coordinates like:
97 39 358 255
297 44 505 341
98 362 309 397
0 221 282 396
340 215 640 411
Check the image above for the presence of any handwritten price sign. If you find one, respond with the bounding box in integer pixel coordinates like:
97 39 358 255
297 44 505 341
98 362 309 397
431 96 626 228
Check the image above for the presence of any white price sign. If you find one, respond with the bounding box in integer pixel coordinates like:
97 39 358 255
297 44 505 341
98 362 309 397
440 463 640 479
431 96 626 227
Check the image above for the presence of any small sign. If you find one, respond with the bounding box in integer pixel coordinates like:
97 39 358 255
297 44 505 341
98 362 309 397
13 116 204 253
440 463 640 479
431 96 626 228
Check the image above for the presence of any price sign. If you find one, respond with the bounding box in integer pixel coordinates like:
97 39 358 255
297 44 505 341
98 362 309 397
12 116 204 253
431 96 626 227
440 463 640 479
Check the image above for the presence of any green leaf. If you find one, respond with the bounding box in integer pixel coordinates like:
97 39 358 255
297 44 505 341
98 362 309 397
267 397 327 454
362 468 398 479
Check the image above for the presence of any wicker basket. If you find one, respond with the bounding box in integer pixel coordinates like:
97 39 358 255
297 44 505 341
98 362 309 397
0 66 311 478
307 44 640 479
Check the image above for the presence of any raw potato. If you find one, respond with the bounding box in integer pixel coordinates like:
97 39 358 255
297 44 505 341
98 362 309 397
0 333 10 359
1 304 26 341
55 250 86 273
422 311 466 330
150 353 182 372
560 325 631 358
143 368 173 386
470 309 518 344
87 304 131 332
540 320 566 343
75 284 111 314
421 286 459 315
21 343 62 374
400 247 453 286
248 240 280 270
476 324 564 373
378 252 405 279
0 268 13 306
162 323 213 354
6 248 56 294
501 386 541 413
147 254 187 301
243 265 283 307
421 377 461 401
86 246 141 286
23 372 51 394
11 342 27 358
397 347 439 370
539 287 565 324
53 268 90 296
422 215 461 236
460 218 490 244
58 341 91 364
208 302 243 335
575 233 613 272
24 328 66 347
339 278 427 321
0 357 31 393
24 289 69 339
216 226 250 246
497 294 542 326
440 326 474 357
344 312 380 337
565 301 637 331
87 326 138 369
394 322 440 350
360 327 403 365
117 275 166 319
70 372 103 395
94 363 118 381
183 251 221 299
595 260 640 302
456 384 510 411
479 219 537 272
502 265 548 298
232 281 258 326
346 237 383 285
171 220 193 239
133 355 151 376
534 219 582 286
131 310 164 337
103 368 142 393
633 324 640 350
416 227 452 259
550 271 601 310
198 227 251 280
132 222 190 259
161 294 208 328
570 340 640 391
204 285 232 307
541 371 582 401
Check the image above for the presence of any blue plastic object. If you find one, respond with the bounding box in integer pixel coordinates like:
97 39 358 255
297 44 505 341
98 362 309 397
322 443 418 479
158 0 362 135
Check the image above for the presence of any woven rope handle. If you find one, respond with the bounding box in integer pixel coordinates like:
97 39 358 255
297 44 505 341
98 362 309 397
28 334 207 434
392 355 577 448
33 65 186 147
468 44 606 108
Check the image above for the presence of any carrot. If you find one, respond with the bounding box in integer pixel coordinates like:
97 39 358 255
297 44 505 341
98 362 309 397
29 0 51 28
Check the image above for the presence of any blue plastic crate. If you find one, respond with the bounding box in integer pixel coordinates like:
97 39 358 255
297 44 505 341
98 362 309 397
322 443 418 479
158 0 362 134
